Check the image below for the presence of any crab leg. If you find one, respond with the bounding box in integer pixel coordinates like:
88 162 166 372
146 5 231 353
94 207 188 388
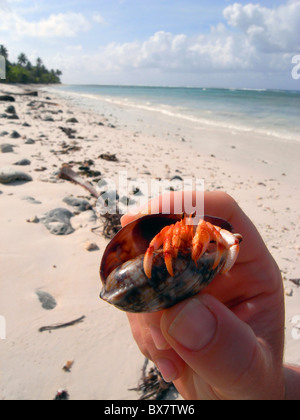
163 225 175 277
191 220 212 264
172 220 183 259
143 225 171 278
212 242 226 269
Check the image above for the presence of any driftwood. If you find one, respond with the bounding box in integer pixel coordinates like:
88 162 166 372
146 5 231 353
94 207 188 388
39 316 85 333
0 89 38 97
27 100 59 107
58 165 99 198
98 153 119 162
0 95 15 102
130 358 177 400
59 164 122 239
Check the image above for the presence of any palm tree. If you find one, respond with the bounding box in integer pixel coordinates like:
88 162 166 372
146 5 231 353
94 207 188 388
0 45 8 59
36 57 43 68
17 53 28 67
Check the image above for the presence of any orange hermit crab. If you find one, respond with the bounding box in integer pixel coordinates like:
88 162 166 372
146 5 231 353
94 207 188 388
100 214 242 313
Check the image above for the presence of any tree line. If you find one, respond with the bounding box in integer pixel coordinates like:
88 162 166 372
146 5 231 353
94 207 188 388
0 45 62 84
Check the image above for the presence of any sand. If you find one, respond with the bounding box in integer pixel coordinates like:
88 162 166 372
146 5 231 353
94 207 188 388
0 84 299 400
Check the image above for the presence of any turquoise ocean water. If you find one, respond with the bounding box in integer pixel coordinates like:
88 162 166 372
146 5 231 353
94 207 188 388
48 85 300 142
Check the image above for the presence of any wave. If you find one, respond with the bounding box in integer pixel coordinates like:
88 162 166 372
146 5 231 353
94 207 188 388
43 86 300 142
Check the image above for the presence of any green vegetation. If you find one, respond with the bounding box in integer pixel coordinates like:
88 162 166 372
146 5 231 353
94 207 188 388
0 45 62 84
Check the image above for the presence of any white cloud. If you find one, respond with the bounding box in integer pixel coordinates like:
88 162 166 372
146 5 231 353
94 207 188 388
223 1 300 53
92 13 105 25
0 11 91 38
88 1 299 78
1 1 298 88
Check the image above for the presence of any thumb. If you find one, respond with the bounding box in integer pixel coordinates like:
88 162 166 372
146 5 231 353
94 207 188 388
161 294 271 400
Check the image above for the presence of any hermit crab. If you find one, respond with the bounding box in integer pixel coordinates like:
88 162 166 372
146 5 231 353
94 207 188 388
100 214 242 313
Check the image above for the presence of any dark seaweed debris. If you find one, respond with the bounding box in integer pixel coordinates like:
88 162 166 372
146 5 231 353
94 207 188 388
100 212 122 239
130 358 178 400
39 316 85 333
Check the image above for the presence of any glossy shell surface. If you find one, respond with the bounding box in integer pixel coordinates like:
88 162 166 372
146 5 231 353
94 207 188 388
100 214 235 313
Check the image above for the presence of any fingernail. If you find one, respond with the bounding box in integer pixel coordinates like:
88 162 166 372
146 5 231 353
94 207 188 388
168 298 217 351
149 325 170 350
155 358 177 383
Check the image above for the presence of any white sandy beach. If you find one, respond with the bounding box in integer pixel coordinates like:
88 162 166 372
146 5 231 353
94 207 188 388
0 84 299 400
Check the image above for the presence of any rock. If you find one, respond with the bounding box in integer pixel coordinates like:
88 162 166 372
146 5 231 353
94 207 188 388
14 159 31 166
66 117 78 123
43 116 54 122
63 196 92 212
10 131 21 139
22 196 42 205
0 144 14 153
84 242 99 252
7 114 19 120
0 131 8 137
36 290 57 310
26 215 40 223
5 105 16 114
22 122 31 127
40 208 74 236
0 167 32 184
0 95 15 102
24 138 35 145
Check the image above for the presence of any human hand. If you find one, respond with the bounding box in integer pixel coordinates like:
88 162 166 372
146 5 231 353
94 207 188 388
121 191 286 400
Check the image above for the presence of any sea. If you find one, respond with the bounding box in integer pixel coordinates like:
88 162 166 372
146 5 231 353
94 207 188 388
46 85 300 142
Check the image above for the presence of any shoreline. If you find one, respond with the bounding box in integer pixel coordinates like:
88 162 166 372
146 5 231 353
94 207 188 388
43 85 300 142
0 84 299 400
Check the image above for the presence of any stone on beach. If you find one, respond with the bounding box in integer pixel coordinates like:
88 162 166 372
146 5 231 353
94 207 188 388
41 208 75 236
24 138 35 145
0 144 14 153
63 196 92 212
10 131 21 139
22 196 42 205
5 105 16 114
0 167 32 184
14 158 31 166
84 242 99 252
36 290 57 310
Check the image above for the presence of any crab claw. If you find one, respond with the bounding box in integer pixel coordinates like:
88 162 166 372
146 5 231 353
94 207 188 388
219 232 242 274
220 244 240 274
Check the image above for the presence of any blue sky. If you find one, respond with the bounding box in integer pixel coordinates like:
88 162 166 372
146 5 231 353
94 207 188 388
0 0 299 89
